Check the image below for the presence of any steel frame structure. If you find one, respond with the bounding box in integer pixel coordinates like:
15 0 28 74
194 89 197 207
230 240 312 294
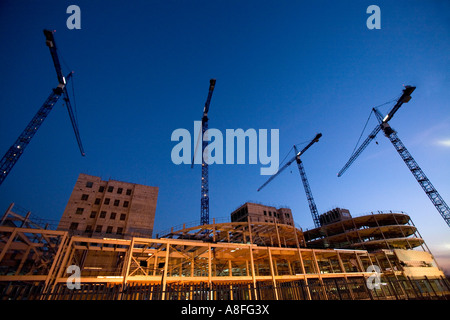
1 207 448 300
1 222 449 300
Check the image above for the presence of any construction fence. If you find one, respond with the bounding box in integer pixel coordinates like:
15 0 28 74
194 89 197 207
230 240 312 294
1 276 449 301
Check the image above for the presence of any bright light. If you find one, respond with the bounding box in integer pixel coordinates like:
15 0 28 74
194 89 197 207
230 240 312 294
437 139 450 147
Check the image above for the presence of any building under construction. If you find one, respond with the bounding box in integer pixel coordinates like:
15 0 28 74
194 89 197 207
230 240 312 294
0 203 448 300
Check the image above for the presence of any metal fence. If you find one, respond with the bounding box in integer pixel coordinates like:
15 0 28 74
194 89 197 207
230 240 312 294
1 276 449 301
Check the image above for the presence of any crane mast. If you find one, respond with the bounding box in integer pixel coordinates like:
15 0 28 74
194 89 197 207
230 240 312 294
294 145 321 228
0 30 84 186
338 86 450 227
192 79 216 225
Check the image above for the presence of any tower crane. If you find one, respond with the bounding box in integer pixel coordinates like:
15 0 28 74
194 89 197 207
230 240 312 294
0 29 85 186
337 85 450 227
191 79 216 225
258 133 322 228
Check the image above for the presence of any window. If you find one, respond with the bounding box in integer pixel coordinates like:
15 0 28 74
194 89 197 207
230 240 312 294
85 225 93 233
90 211 97 218
69 222 79 230
268 212 272 217
120 214 126 221
285 213 290 218
264 211 267 216
116 227 123 235
123 201 129 208
106 226 113 234
114 199 120 206
75 208 84 215
126 189 132 195
110 212 116 220
98 186 105 192
117 188 123 194
107 186 114 193
95 225 103 233
104 198 110 205
81 194 89 201
100 211 107 218
86 181 93 188
94 198 101 205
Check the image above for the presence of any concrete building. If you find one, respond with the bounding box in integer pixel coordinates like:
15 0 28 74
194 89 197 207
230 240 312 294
57 173 158 238
231 202 295 226
318 208 352 226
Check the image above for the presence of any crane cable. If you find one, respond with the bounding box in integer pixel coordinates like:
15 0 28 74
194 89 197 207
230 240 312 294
59 50 81 131
350 97 399 157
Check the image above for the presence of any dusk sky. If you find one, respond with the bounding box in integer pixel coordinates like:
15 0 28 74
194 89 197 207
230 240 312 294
0 1 449 272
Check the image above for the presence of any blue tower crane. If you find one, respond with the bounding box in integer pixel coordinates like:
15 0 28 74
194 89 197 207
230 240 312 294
258 133 322 228
0 30 85 186
337 86 450 228
191 79 216 225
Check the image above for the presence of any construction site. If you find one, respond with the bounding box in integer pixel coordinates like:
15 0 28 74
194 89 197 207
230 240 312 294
0 202 449 301
1 22 450 302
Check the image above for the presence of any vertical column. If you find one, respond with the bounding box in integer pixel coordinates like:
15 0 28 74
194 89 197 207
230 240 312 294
247 216 253 244
123 237 135 286
208 244 212 285
392 214 413 249
355 252 365 272
0 203 14 224
336 252 346 273
267 247 278 300
274 221 281 247
373 214 390 249
0 229 18 262
161 243 170 300
20 211 31 228
248 245 258 300
44 232 69 292
312 250 328 300
49 236 75 296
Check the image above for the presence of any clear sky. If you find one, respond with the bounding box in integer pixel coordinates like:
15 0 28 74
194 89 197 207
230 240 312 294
0 0 449 272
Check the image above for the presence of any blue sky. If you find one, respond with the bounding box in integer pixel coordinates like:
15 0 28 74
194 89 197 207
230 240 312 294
0 0 449 271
